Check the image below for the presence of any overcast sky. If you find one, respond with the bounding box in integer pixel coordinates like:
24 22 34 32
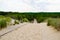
0 0 60 12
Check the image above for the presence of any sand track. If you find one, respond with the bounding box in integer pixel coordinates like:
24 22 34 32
0 22 60 40
39 22 60 40
0 23 41 40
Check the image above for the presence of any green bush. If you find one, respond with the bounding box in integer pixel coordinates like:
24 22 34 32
5 17 12 25
22 18 29 22
14 20 19 24
0 15 5 18
0 15 12 29
6 17 11 22
36 17 47 23
0 18 7 29
47 18 60 31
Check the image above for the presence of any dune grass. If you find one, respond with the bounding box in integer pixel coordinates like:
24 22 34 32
0 18 7 29
0 15 12 30
47 18 60 31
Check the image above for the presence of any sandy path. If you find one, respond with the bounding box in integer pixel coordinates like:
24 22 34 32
0 22 60 40
0 23 41 40
39 22 60 40
0 23 26 37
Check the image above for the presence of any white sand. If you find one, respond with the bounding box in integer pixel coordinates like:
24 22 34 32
0 23 41 40
39 22 60 40
0 22 60 40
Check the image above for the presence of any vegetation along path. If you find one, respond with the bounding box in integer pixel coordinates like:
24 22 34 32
0 22 60 40
39 22 60 40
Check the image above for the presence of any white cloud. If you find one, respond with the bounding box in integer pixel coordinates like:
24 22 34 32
0 0 40 12
32 0 48 3
43 0 60 12
47 0 60 3
0 0 60 12
44 4 60 12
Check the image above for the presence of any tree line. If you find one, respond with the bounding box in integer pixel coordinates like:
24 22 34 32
0 11 60 23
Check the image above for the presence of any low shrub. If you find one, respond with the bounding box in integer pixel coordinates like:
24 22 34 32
14 20 19 24
0 15 12 29
47 18 60 31
5 17 12 25
36 17 47 23
0 18 7 29
6 17 11 22
22 18 29 22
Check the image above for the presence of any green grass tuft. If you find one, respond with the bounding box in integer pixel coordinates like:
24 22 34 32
47 18 60 31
